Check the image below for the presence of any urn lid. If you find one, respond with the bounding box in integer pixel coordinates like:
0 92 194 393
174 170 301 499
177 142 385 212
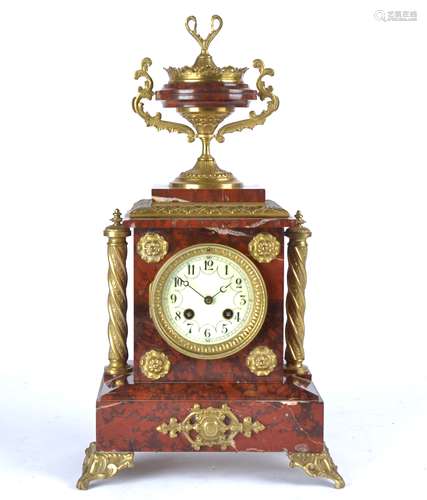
165 15 248 84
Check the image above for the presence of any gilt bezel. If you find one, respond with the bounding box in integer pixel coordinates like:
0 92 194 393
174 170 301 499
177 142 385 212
149 243 268 360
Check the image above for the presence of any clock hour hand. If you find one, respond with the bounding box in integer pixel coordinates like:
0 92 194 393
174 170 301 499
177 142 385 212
212 279 233 298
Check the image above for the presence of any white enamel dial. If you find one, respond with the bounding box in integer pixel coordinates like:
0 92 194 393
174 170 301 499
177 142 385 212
150 244 268 359
163 252 252 345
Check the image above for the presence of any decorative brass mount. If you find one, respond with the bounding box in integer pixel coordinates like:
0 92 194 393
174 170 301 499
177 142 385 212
76 442 134 490
139 349 170 380
157 404 265 450
132 15 279 189
288 446 345 489
136 232 168 263
248 233 281 263
246 346 277 376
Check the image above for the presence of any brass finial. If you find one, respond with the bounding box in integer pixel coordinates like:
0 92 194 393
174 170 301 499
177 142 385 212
133 15 280 189
164 15 247 84
111 208 123 226
295 210 305 225
185 15 223 57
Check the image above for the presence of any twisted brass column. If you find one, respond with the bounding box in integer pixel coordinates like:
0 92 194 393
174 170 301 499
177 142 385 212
284 211 312 375
104 209 131 376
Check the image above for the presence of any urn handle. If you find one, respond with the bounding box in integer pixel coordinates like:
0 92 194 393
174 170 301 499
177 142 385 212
132 58 196 142
215 59 280 143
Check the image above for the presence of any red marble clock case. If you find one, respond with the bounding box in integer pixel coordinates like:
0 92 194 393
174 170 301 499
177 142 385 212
96 193 324 455
133 225 284 383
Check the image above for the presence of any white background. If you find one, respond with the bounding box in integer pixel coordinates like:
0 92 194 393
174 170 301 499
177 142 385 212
1 0 426 499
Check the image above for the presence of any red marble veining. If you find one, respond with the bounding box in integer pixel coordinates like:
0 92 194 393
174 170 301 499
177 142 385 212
133 227 284 383
96 374 324 453
151 188 265 203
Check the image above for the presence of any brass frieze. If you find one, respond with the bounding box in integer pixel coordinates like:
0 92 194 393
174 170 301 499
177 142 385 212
128 199 290 219
157 404 265 450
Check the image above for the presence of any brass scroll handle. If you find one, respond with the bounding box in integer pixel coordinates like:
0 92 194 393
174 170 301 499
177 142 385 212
132 58 196 142
216 59 280 143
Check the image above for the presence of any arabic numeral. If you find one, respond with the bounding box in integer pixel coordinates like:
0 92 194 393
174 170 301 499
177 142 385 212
239 294 247 306
235 277 242 289
187 323 193 334
224 264 229 275
204 328 211 338
170 293 177 304
187 264 195 275
204 259 214 271
235 311 241 322
175 311 182 320
174 277 184 287
221 323 228 335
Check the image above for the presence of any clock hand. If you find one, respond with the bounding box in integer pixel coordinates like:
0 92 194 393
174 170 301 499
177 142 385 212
212 279 233 298
182 280 206 299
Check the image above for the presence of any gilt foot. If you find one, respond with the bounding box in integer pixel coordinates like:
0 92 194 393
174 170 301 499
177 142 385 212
76 442 134 490
288 445 345 488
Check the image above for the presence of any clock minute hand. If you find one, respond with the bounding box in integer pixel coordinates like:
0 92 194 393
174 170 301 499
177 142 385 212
182 280 205 299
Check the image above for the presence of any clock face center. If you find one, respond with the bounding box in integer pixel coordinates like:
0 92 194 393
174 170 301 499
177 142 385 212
204 296 214 305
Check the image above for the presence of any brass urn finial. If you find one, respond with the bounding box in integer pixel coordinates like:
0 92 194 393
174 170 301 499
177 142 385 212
133 15 280 189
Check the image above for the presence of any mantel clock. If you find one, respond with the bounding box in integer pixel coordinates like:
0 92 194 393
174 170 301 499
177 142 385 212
77 15 345 490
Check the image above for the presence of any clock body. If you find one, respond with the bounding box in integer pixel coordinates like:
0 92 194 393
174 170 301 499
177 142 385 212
93 188 327 459
133 210 284 383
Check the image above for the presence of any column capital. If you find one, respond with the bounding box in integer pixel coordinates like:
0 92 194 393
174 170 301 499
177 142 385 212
285 210 312 241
